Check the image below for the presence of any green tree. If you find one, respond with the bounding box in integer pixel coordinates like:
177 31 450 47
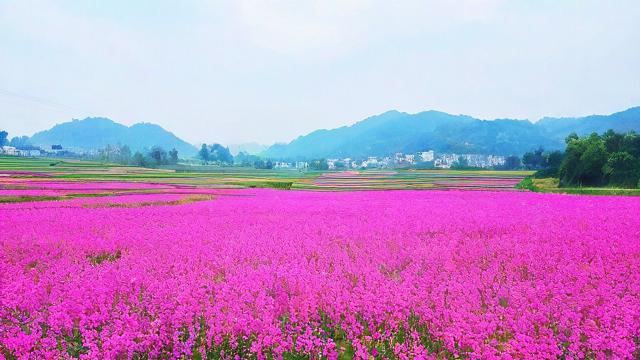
500 155 521 170
452 156 469 169
236 151 260 167
560 134 589 186
9 136 31 148
132 151 146 167
621 131 640 158
209 144 233 164
565 132 579 143
545 151 563 168
603 152 640 187
309 159 329 170
168 148 179 164
149 146 167 166
0 130 7 147
333 161 347 169
254 159 273 169
532 150 563 178
563 133 608 186
603 129 624 153
560 130 640 188
119 145 132 165
522 147 546 169
198 144 210 163
578 134 607 185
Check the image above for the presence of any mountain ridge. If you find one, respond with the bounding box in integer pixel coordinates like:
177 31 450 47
29 117 197 156
263 107 640 160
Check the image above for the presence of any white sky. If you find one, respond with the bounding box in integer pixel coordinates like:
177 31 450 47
1 0 639 145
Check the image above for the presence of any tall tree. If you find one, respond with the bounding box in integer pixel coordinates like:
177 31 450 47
565 132 580 143
522 147 546 169
119 145 132 165
603 152 640 187
576 133 607 185
169 148 179 164
622 131 640 158
545 151 564 168
503 155 521 170
209 144 233 164
559 134 588 186
603 129 624 153
236 151 260 167
149 146 167 165
254 159 273 169
9 136 30 149
560 133 607 186
132 152 145 167
0 130 7 147
198 144 210 163
309 159 328 170
452 156 469 169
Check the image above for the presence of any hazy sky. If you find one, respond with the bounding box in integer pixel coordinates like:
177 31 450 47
1 0 639 145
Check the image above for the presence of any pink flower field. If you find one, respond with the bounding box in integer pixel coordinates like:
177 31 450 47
1 189 640 359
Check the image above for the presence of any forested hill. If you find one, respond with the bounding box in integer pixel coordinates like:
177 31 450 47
264 107 640 159
29 117 197 156
537 107 640 139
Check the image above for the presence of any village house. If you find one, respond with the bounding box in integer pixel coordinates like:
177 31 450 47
1 146 18 155
418 150 435 162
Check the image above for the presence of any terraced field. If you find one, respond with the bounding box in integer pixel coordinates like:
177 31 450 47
0 156 531 201
311 170 527 190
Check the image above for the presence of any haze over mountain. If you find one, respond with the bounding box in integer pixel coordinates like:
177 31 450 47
228 142 269 156
264 107 640 160
18 106 640 160
28 118 198 156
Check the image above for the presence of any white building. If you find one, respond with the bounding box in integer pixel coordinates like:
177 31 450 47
17 149 41 157
418 150 435 162
405 154 415 164
0 146 17 155
434 153 458 168
274 162 292 169
432 153 507 169
487 155 506 167
327 159 339 170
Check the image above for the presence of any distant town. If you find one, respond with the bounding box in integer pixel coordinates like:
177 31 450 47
0 142 513 170
0 144 87 158
273 150 509 170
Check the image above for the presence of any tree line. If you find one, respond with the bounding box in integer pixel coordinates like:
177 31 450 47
0 131 39 150
0 130 7 147
198 145 288 170
524 130 640 188
557 130 640 188
198 144 234 164
85 144 179 167
1 129 180 168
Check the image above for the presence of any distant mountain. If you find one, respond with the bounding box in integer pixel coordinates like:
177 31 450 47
264 107 640 159
536 107 640 140
29 117 197 156
228 142 269 156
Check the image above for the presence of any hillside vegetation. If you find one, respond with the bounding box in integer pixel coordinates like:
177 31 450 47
28 117 197 156
264 107 640 159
